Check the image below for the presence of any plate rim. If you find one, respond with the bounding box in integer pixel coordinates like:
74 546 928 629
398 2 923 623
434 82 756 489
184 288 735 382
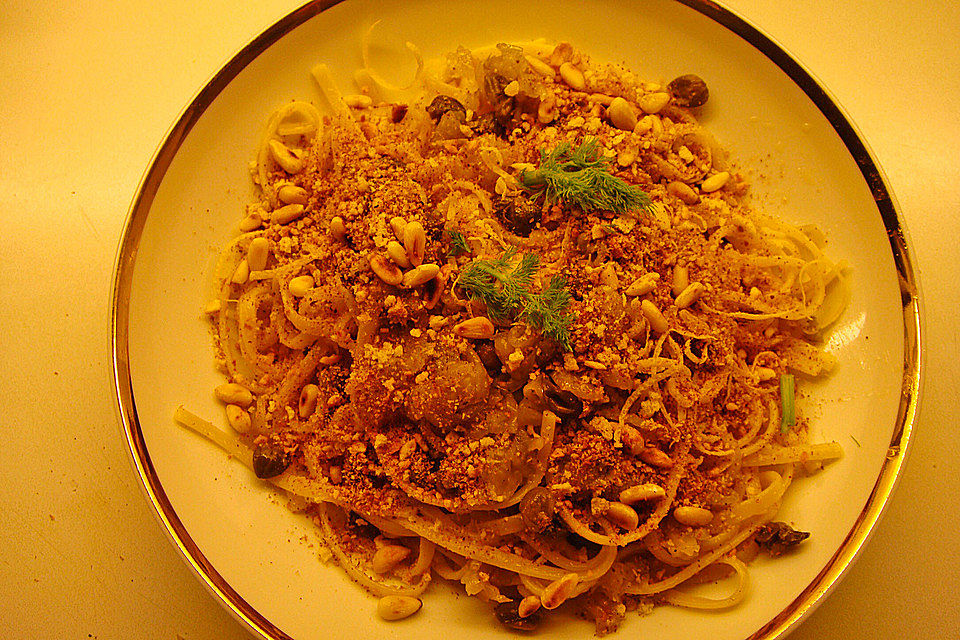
109 1 923 638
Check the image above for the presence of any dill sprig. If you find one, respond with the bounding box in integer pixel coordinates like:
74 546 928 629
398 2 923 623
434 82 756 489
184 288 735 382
456 247 573 350
519 137 652 214
446 229 471 256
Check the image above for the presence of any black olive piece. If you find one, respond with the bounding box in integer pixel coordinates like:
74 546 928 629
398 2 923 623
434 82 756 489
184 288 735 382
474 339 502 374
755 521 810 557
497 195 542 237
519 486 556 533
494 600 541 631
252 440 290 479
668 74 709 108
426 95 467 123
542 376 583 418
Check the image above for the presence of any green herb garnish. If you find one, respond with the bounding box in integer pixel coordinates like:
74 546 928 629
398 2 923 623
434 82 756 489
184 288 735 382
519 137 652 214
779 374 796 434
446 229 471 256
456 247 572 350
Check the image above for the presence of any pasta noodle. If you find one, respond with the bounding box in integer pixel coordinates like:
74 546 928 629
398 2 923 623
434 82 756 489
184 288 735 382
179 38 846 634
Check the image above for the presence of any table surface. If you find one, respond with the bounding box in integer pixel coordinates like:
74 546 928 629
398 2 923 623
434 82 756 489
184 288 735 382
1 1 957 638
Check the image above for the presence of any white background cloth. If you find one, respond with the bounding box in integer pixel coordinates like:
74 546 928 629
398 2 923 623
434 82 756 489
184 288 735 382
1 1 956 637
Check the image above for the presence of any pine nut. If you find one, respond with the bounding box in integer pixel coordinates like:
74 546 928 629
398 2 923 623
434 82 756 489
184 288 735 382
640 299 668 334
298 384 319 418
701 171 730 193
370 254 403 286
225 404 251 433
541 573 578 610
402 263 440 288
371 544 411 574
231 259 250 285
453 317 495 339
671 265 689 297
387 240 411 268
619 483 667 504
403 221 426 267
329 216 346 241
638 91 671 114
277 184 308 205
675 282 705 309
215 383 253 407
605 501 640 530
525 55 555 77
389 216 407 240
424 266 449 310
538 92 557 124
558 62 586 90
246 237 270 272
268 139 305 174
377 595 422 621
288 275 314 297
273 203 305 225
518 595 541 618
639 446 674 468
667 181 700 205
344 94 373 109
756 366 777 381
673 505 714 527
238 213 262 232
606 97 637 132
625 273 660 297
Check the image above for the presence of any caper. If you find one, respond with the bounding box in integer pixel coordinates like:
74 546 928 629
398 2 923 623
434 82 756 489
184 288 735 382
668 74 709 108
252 439 290 479
494 600 541 631
496 195 541 236
475 339 502 374
425 95 467 123
542 376 583 418
519 486 556 533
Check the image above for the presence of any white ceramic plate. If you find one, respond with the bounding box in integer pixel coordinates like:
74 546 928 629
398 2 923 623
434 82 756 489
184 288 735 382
112 1 921 639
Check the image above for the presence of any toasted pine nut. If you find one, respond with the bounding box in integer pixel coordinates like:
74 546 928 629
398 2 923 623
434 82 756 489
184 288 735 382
667 180 700 205
640 299 669 334
671 265 689 297
402 263 440 288
424 266 449 310
541 573 578 610
246 237 270 272
639 446 674 468
606 97 638 132
518 595 541 618
605 501 640 530
638 91 671 114
329 216 347 241
377 595 422 621
389 216 407 240
525 54 555 77
619 483 667 504
298 384 319 418
225 404 251 433
268 139 305 174
344 94 373 109
403 221 426 267
673 505 714 527
675 282 705 309
538 92 557 124
387 240 412 268
701 171 731 193
558 62 585 90
215 383 253 407
625 273 660 297
238 212 262 232
370 254 403 286
231 259 250 285
371 544 411 574
453 317 495 339
273 203 305 225
288 275 314 297
277 184 308 205
203 299 221 315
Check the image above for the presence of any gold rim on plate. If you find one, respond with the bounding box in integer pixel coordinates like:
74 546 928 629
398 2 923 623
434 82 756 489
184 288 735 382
110 1 922 638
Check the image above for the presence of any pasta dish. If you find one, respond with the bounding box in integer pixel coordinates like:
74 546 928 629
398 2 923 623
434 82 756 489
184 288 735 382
176 37 847 634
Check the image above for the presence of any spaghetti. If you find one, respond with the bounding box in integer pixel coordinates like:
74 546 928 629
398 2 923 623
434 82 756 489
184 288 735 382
178 39 846 634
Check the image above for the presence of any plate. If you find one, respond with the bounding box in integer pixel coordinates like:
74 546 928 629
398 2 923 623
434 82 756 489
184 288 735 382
111 1 921 638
